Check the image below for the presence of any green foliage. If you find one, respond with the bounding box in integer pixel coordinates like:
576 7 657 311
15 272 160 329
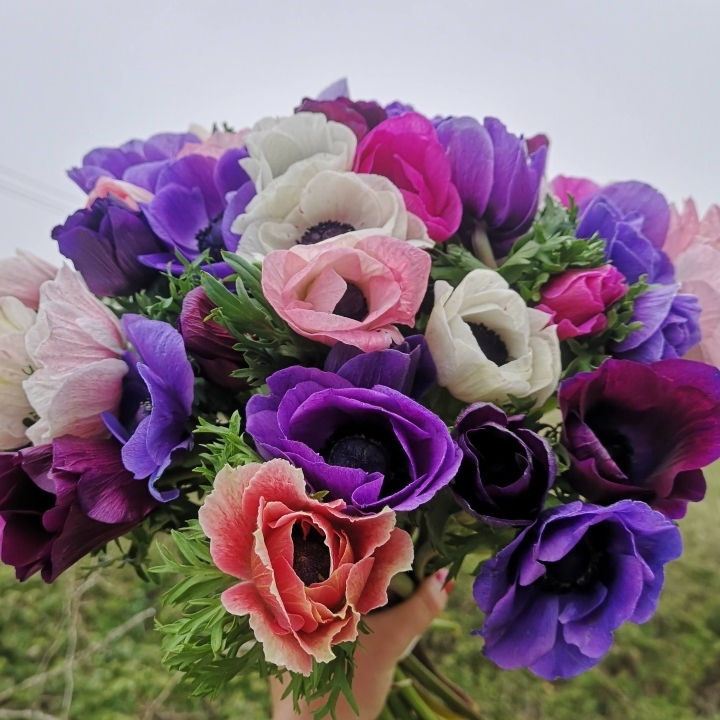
110 251 206 325
193 410 262 482
201 251 327 386
429 242 489 287
561 276 650 377
152 520 360 719
497 197 607 303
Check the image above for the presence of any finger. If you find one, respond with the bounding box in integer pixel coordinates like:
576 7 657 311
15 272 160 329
366 569 451 659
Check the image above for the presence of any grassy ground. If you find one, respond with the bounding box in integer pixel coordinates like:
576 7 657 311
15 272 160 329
2 466 720 719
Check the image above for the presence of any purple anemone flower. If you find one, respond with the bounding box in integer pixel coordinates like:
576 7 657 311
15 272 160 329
474 500 682 680
52 196 164 297
103 315 194 502
245 345 460 513
435 116 548 257
177 286 247 391
577 181 673 285
559 358 720 519
0 437 157 583
139 152 255 276
323 335 436 401
452 403 555 526
68 132 200 194
295 97 387 141
610 283 701 362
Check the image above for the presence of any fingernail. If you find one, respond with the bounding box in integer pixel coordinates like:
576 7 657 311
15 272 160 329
444 580 454 595
433 568 450 588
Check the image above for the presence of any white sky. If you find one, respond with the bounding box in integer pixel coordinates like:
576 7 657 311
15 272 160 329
1 0 719 262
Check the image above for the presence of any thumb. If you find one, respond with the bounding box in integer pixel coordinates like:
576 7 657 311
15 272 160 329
367 569 451 660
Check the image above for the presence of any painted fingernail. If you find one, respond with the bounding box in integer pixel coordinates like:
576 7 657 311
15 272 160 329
434 568 450 588
444 580 454 595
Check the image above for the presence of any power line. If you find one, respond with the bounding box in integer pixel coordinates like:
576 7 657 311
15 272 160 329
0 179 75 215
0 164 81 204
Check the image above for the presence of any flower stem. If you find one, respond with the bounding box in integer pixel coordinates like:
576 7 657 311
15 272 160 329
395 668 441 720
400 654 483 720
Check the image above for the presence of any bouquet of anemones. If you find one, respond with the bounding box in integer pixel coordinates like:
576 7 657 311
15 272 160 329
2 78 720 719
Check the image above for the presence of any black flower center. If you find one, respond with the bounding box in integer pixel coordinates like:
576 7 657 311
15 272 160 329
322 423 410 498
584 405 634 478
468 323 510 366
196 213 225 262
300 220 356 245
540 524 609 594
292 523 331 586
469 427 523 488
333 283 369 322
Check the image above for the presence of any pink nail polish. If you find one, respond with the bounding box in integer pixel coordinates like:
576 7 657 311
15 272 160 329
434 568 449 587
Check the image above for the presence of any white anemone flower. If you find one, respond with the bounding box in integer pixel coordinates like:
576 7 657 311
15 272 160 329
233 170 432 261
0 297 37 450
425 269 561 406
240 113 357 193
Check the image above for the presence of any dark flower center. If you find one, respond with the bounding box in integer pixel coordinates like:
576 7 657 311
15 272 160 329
469 427 523 488
468 323 510 366
292 523 331 586
196 213 225 262
333 283 369 321
300 220 356 245
322 423 410 498
540 524 609 594
584 406 634 478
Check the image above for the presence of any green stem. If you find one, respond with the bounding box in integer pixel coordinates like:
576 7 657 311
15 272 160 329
378 706 396 720
400 655 482 720
387 690 413 719
395 669 439 720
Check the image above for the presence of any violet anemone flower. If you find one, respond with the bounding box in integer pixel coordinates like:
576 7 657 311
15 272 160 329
610 283 701 362
140 152 255 276
103 315 195 502
245 343 460 513
452 403 555 526
323 335 436 401
52 196 164 297
435 116 548 258
0 437 157 583
177 286 247 391
474 500 682 680
68 132 200 194
559 358 720 519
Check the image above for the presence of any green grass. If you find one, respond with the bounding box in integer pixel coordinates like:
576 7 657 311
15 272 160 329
2 466 720 719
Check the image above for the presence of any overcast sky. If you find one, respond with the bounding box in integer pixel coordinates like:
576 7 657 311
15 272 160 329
1 0 718 262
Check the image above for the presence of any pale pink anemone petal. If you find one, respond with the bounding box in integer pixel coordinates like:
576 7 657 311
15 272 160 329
178 130 250 160
86 177 154 212
664 199 720 367
262 232 430 352
549 175 601 209
22 266 128 445
198 459 413 675
0 250 58 311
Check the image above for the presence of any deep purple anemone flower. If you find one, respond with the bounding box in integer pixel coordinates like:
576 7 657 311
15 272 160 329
474 500 682 680
0 437 157 583
452 403 555 526
610 283 701 363
68 132 200 194
103 315 194 502
296 97 387 141
245 345 460 513
139 152 254 276
52 196 164 297
559 358 720 519
435 116 548 257
178 286 247 391
323 335 436 401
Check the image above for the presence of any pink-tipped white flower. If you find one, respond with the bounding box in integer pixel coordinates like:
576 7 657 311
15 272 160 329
23 266 128 445
0 297 37 450
0 250 58 311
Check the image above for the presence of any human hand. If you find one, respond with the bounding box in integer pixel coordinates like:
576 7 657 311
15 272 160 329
270 569 451 720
